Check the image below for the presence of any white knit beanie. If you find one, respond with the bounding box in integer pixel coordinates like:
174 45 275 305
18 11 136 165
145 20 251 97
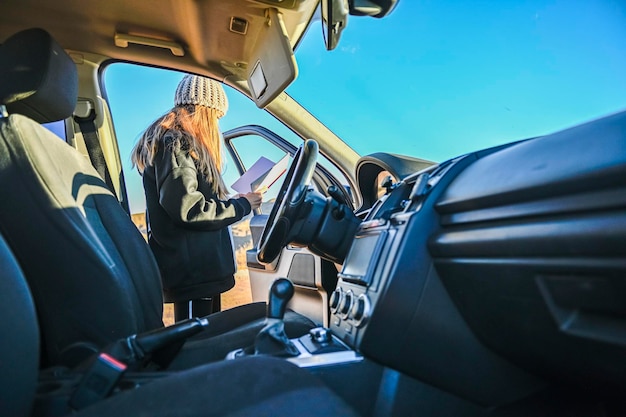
174 74 229 118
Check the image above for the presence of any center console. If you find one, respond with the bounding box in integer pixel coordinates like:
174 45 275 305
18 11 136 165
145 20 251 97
327 155 474 354
329 220 397 347
328 164 441 348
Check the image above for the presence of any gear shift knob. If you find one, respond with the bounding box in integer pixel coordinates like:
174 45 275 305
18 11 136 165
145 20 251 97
226 278 299 359
267 278 294 320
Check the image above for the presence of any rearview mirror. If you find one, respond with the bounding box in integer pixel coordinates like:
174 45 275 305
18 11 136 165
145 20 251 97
321 0 400 51
321 0 349 51
349 0 399 17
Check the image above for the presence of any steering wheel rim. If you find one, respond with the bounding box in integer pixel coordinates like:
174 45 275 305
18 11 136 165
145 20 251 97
256 139 319 264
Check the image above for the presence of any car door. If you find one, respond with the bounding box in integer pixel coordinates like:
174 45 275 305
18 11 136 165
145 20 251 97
224 125 352 327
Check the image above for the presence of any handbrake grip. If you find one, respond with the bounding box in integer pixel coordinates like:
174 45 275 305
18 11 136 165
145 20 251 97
130 317 209 358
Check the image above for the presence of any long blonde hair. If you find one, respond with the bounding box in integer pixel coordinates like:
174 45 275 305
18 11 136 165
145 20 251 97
131 104 228 199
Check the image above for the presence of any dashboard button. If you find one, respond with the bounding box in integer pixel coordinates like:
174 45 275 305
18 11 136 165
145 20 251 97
338 290 353 319
351 294 371 328
329 288 343 314
310 327 332 344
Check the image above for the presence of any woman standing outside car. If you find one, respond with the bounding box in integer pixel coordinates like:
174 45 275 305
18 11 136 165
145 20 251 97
132 74 263 321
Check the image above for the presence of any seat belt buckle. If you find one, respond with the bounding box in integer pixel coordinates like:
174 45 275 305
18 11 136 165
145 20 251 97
69 352 127 410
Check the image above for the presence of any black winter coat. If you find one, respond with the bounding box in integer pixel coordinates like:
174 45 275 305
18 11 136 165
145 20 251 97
142 136 252 302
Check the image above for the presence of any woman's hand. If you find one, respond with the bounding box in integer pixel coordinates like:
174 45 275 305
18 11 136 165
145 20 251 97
242 191 263 210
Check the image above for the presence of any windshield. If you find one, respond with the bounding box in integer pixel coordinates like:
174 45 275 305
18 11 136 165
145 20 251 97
288 1 626 162
105 1 625 214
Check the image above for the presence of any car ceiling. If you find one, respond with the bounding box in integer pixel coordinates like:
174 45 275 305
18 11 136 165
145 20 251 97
1 0 319 81
1 0 362 198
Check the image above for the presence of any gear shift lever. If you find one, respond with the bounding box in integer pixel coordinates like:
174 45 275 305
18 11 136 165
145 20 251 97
253 278 300 357
227 278 300 359
267 277 294 320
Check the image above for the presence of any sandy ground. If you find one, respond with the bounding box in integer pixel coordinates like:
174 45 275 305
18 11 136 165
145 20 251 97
131 213 253 326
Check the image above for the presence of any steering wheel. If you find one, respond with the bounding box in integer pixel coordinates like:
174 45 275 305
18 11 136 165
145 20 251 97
257 139 318 264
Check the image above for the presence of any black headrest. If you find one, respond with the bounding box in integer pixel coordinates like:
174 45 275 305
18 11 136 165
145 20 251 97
0 28 78 123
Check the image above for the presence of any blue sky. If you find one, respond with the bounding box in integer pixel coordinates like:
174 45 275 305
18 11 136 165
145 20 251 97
288 0 626 159
105 0 626 213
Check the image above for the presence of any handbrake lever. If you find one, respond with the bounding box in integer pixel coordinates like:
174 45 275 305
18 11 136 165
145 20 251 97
129 317 209 360
104 317 209 369
71 317 208 409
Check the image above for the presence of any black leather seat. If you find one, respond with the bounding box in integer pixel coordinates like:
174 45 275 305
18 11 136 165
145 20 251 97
0 231 358 417
0 27 314 370
0 236 40 417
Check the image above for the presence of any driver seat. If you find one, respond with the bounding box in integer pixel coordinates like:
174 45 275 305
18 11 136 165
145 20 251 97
0 27 314 370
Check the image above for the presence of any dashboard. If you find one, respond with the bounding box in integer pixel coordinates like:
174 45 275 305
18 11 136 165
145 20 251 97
327 110 626 407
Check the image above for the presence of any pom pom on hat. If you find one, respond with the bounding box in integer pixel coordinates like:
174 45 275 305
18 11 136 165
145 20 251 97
174 74 228 118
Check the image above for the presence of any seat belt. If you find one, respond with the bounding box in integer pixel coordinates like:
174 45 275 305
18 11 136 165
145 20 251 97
73 101 131 213
73 108 117 195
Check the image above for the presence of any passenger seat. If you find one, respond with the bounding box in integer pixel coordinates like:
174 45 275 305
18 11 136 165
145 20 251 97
0 231 358 416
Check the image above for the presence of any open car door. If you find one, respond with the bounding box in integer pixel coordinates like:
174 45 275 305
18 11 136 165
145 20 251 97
224 125 354 327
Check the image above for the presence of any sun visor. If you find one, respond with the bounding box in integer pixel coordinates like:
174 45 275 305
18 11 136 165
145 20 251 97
247 8 298 108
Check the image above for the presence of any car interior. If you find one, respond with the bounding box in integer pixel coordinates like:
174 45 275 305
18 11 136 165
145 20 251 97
1 1 626 417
